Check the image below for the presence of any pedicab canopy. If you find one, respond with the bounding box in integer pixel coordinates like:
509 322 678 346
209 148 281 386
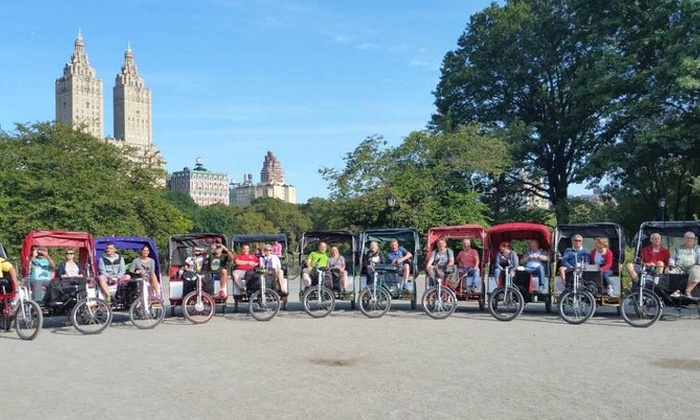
230 233 287 249
358 227 421 269
632 220 700 252
485 223 552 264
20 230 97 278
553 222 626 271
166 233 228 268
425 224 487 255
299 230 356 272
95 236 161 281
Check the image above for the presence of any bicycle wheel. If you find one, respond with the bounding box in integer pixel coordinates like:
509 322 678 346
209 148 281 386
71 299 112 335
358 287 391 318
248 289 281 321
302 286 335 318
15 300 43 341
488 287 524 321
182 291 215 324
129 296 165 329
286 261 301 281
620 289 663 328
558 290 596 325
422 287 457 319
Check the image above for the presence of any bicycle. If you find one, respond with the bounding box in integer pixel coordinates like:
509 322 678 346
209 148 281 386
422 266 458 319
128 270 165 329
301 266 336 318
248 267 281 321
70 268 113 335
488 261 524 321
358 264 395 319
558 257 596 325
1 279 43 341
620 266 664 328
181 261 216 324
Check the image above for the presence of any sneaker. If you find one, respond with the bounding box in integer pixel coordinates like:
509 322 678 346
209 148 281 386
105 295 112 303
605 287 615 297
469 285 478 294
537 286 547 294
670 290 681 298
685 292 695 299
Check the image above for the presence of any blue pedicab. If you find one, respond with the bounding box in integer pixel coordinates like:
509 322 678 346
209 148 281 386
553 223 626 324
621 221 700 327
229 233 288 320
486 223 554 321
20 230 112 334
166 233 229 320
356 228 420 318
96 236 165 329
298 230 356 318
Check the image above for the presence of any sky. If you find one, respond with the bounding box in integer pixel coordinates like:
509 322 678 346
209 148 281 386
0 0 507 203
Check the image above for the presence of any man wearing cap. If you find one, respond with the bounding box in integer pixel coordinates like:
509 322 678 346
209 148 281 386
669 231 700 298
625 232 670 282
259 244 286 294
203 242 234 299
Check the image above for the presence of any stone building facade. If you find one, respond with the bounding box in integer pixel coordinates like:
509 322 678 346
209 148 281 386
169 158 230 206
230 152 296 206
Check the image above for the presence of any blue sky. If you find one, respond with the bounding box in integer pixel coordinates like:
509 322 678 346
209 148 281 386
1 1 501 203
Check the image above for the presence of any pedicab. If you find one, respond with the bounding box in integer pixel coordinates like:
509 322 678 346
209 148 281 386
166 233 230 319
356 228 420 318
485 222 552 321
424 225 488 316
621 220 700 327
0 243 43 340
20 230 112 334
297 230 356 318
95 236 165 329
553 222 625 324
229 233 288 321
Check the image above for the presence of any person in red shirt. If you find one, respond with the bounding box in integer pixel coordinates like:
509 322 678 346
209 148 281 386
456 238 480 292
590 237 615 296
232 244 259 294
625 232 670 281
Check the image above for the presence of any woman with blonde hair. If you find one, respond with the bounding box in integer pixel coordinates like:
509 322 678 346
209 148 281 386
590 237 615 296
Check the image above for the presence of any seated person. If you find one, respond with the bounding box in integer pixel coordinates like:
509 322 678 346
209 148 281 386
30 246 55 283
558 234 589 288
363 241 386 285
493 241 518 285
301 242 329 288
590 237 615 296
426 237 454 286
45 249 84 305
625 232 669 282
271 240 283 257
203 242 234 298
258 244 286 294
0 256 18 295
668 231 700 298
232 244 258 294
97 242 131 302
386 239 412 285
130 245 161 298
456 238 480 292
520 239 548 294
328 245 349 292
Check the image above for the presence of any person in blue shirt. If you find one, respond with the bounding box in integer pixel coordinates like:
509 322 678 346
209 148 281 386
386 239 413 285
558 234 590 288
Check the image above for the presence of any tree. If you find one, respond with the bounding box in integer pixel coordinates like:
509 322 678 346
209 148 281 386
0 122 192 251
249 197 312 249
432 0 621 222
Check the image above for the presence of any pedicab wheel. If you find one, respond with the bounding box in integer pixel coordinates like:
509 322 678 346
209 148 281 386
129 296 165 329
488 287 524 321
248 289 281 321
182 291 215 324
71 299 113 335
421 287 457 319
302 286 335 318
544 295 552 313
358 287 391 318
558 290 596 325
15 300 43 341
620 290 662 328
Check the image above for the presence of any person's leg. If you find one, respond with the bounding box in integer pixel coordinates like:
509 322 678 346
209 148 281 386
341 270 349 291
402 263 410 283
558 267 568 287
493 268 502 288
536 265 546 290
301 268 312 288
233 270 245 292
219 268 228 297
97 275 111 300
149 273 160 297
684 266 700 297
625 263 638 282
277 269 287 294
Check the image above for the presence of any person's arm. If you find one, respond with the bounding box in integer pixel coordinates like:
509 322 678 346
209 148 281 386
600 250 614 271
473 250 480 268
668 248 677 267
589 250 596 265
447 249 455 266
519 252 529 265
509 251 518 267
98 258 107 277
426 251 435 269
56 262 66 279
402 249 413 264
47 256 56 270
117 257 126 278
560 249 574 269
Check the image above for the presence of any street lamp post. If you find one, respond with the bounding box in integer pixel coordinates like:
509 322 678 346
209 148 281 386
658 197 666 223
386 193 396 228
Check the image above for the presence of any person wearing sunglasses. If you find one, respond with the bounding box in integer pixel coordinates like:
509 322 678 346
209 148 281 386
56 249 84 280
558 234 589 288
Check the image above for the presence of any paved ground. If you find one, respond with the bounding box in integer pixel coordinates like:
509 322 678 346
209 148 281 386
2 276 699 419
